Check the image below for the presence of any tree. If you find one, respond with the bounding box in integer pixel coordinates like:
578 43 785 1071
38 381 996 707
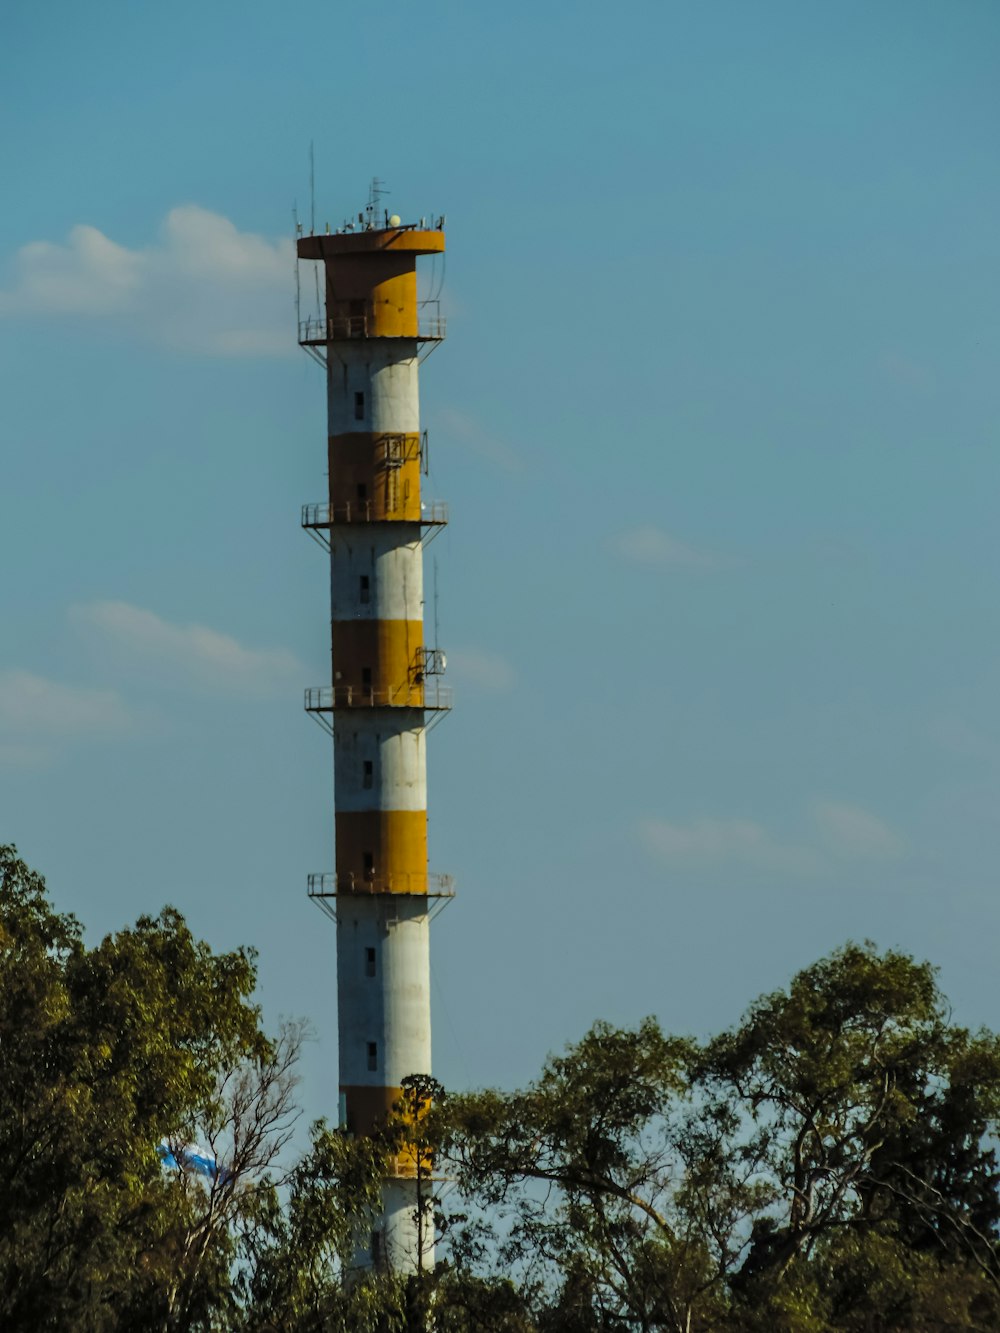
0 844 88 1330
436 1019 722 1332
696 942 1000 1327
235 1120 400 1333
0 844 297 1332
437 945 1000 1331
157 1018 306 1331
6 842 1000 1332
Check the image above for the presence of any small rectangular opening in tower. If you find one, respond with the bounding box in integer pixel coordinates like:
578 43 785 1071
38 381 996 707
359 575 370 604
367 1041 378 1071
365 946 376 977
362 667 372 698
354 391 365 421
363 759 374 788
363 851 375 879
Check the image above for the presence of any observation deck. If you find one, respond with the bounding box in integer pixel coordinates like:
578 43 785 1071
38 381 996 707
304 682 452 733
307 871 455 923
302 499 448 533
307 871 455 898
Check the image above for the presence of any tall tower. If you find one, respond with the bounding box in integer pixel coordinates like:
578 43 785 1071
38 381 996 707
297 198 451 1273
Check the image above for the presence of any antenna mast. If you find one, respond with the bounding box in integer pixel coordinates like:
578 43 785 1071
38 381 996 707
309 142 316 235
367 176 388 229
433 555 441 649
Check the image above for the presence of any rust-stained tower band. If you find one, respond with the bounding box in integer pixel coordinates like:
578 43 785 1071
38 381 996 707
298 208 451 1273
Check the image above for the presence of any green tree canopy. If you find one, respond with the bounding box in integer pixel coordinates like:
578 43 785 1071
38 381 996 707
5 844 1000 1332
437 944 1000 1332
0 844 294 1331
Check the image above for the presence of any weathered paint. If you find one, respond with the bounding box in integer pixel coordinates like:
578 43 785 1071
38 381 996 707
324 304 422 520
335 810 428 891
334 718 427 812
329 529 425 700
337 895 431 1083
321 254 418 338
326 345 420 435
330 621 424 701
329 532 424 621
327 437 423 522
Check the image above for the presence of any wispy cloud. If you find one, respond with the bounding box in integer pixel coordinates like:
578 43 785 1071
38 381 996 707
72 601 301 696
640 799 904 877
639 816 818 875
446 648 516 693
0 670 136 767
0 206 294 356
810 799 904 861
0 670 134 736
611 525 719 570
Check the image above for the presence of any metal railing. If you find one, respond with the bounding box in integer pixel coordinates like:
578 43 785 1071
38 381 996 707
307 871 455 898
304 682 452 712
301 499 448 528
417 309 446 340
298 306 445 345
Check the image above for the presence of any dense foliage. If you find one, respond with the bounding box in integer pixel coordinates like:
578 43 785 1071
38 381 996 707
3 842 1000 1330
0 844 380 1331
437 948 1000 1331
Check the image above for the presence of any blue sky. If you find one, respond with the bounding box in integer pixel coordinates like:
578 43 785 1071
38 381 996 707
2 0 1000 1125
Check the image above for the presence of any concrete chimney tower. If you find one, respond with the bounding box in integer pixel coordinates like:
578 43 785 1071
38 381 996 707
297 193 451 1273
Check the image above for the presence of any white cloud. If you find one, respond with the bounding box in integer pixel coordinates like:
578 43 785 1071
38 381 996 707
0 670 135 738
612 525 718 569
72 601 301 695
0 226 143 316
811 799 903 861
446 648 515 692
0 206 295 356
639 800 904 878
639 816 817 875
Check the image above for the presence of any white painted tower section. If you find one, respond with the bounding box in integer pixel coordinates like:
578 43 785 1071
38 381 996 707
336 897 432 1270
326 344 421 434
329 534 425 622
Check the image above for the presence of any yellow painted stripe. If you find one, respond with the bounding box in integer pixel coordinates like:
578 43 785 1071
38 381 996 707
332 620 424 702
367 269 419 337
328 433 423 521
335 810 428 893
341 1083 432 1176
321 255 419 337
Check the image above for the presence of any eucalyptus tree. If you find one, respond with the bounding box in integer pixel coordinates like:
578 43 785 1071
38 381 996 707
437 945 1000 1331
0 844 301 1332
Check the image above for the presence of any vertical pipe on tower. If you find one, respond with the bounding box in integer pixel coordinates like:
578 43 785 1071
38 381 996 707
297 215 448 1274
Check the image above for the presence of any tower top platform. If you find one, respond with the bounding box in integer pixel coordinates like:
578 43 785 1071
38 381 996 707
297 227 445 262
